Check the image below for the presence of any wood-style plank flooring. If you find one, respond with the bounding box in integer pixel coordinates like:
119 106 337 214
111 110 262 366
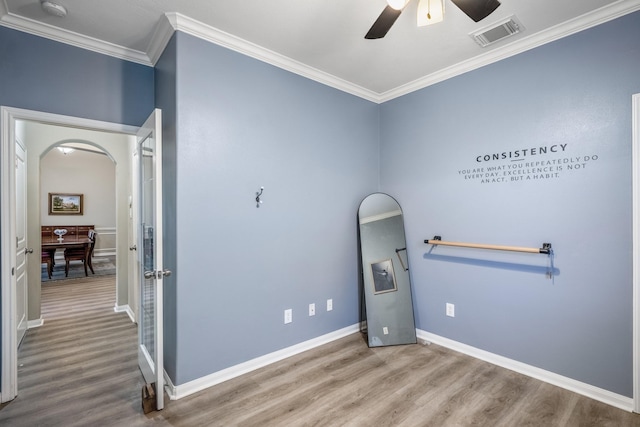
1 275 639 426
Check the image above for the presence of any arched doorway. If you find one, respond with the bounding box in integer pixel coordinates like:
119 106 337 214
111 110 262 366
40 140 116 282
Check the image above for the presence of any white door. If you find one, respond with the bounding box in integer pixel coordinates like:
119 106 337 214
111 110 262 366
128 193 140 323
136 109 166 411
15 138 28 346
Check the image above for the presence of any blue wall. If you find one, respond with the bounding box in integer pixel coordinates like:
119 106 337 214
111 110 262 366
155 34 179 382
0 26 154 388
2 8 639 400
0 27 154 126
380 11 640 396
168 32 379 384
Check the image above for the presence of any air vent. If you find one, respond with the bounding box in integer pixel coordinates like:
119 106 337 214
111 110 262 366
470 16 523 48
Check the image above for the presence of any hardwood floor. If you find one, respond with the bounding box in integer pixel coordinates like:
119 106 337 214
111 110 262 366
0 275 146 426
1 275 639 426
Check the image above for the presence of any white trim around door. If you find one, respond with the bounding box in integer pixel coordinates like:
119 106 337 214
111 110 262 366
0 106 138 402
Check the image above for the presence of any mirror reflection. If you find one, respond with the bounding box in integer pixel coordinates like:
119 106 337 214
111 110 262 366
358 193 416 347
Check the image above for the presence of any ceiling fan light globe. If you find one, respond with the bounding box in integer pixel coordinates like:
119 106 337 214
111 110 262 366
387 0 409 11
417 0 444 26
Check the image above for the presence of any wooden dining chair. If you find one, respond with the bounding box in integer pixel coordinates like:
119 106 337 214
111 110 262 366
87 230 97 274
41 250 54 279
64 230 97 277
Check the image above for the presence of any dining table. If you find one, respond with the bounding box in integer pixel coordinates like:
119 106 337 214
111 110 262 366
42 235 92 272
42 234 91 249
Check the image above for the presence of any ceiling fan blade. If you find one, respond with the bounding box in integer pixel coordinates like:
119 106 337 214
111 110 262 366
450 0 501 22
365 5 403 39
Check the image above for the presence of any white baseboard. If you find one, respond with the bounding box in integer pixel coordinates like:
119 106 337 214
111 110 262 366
27 318 44 329
166 324 360 400
416 329 634 412
114 304 136 323
164 370 175 397
163 325 630 411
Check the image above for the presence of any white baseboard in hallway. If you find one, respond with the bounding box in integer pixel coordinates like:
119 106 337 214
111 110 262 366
114 304 136 323
27 318 44 329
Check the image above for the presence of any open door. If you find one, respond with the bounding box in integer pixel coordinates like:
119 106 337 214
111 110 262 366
0 116 27 402
136 109 167 411
15 138 28 347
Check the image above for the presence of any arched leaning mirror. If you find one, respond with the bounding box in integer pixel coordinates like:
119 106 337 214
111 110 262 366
358 193 416 347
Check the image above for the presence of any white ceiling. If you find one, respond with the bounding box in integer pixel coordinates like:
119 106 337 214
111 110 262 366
2 0 639 102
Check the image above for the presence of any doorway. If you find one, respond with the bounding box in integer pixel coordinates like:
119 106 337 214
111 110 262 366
1 107 139 402
39 139 115 281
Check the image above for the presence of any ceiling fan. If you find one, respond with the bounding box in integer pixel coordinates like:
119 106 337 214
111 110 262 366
365 0 501 39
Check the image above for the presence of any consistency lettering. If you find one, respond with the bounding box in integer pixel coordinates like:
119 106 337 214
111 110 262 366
476 144 568 163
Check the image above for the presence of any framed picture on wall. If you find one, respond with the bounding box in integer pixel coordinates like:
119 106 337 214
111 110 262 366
370 259 397 294
48 193 83 215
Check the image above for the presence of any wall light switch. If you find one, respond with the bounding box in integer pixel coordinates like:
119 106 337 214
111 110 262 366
309 303 316 316
327 299 333 311
284 309 292 324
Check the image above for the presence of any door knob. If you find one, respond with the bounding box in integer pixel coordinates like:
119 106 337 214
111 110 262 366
129 245 137 251
25 248 34 254
144 269 172 279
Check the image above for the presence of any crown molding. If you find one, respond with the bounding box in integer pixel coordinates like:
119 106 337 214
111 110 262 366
0 3 152 66
147 11 177 66
1 1 639 103
360 210 402 225
158 13 381 103
379 0 640 102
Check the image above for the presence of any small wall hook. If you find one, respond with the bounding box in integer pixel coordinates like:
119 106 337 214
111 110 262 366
255 187 264 208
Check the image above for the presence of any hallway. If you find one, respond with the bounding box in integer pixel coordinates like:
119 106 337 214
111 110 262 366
0 275 151 426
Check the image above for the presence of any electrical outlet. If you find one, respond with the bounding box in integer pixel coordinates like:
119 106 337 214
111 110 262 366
446 303 455 317
309 303 316 316
284 309 292 324
327 299 333 311
383 327 389 335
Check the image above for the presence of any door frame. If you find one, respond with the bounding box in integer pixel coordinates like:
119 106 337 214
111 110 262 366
0 106 139 402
